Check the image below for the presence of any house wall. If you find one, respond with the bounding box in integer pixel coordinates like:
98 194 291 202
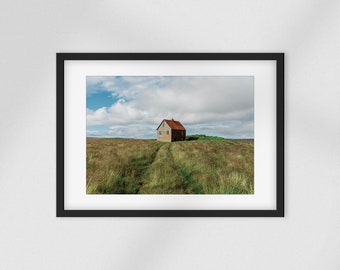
172 129 186 141
157 120 172 142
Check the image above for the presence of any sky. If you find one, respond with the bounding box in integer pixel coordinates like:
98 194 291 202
86 76 254 139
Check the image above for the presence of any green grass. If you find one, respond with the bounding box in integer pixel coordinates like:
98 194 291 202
86 138 254 194
186 134 226 141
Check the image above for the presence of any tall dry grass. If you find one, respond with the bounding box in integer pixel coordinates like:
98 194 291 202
86 138 253 194
170 141 254 194
86 138 163 194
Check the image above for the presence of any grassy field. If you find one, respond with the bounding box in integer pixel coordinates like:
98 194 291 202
86 138 254 194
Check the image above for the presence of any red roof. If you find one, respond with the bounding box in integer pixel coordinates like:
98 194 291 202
157 119 186 131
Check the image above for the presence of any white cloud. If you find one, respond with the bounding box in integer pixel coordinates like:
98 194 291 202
87 124 156 139
87 76 254 138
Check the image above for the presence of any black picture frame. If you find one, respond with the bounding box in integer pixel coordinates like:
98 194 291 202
57 53 284 217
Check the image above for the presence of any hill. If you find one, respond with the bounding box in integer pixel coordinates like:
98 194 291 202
86 138 254 194
186 134 226 141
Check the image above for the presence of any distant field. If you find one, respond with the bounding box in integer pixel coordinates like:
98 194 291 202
86 138 254 194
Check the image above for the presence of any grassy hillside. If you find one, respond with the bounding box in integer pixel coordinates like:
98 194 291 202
186 134 226 141
86 138 254 194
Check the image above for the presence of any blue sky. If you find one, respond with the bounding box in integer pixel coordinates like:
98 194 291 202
86 76 254 139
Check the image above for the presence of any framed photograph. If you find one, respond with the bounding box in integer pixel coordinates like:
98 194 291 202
57 53 284 217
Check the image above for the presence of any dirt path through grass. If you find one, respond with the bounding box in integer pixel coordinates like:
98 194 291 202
139 143 188 194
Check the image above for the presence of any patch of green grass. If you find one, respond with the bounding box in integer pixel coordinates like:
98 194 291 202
177 168 204 194
139 144 187 194
186 134 225 141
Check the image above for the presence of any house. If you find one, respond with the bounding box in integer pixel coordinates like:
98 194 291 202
156 119 186 142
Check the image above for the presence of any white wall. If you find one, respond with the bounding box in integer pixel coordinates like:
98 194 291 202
1 1 340 269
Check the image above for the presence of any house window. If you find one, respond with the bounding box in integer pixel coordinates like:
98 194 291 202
159 131 162 135
166 131 169 135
